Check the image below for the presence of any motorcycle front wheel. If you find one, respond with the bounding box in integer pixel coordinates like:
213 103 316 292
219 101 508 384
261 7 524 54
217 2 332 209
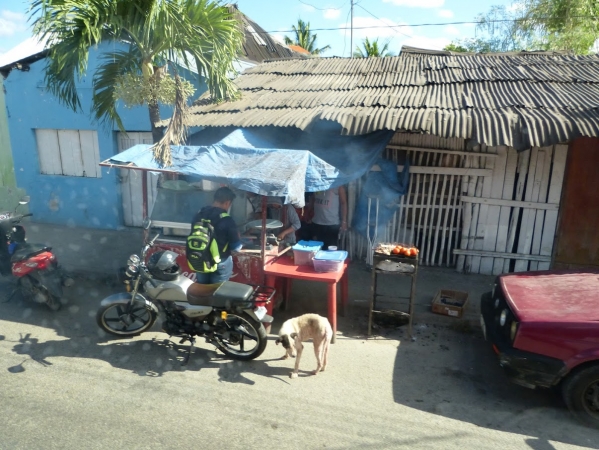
216 312 267 361
96 302 157 337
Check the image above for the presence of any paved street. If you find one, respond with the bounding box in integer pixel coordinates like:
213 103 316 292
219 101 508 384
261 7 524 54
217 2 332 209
1 275 598 450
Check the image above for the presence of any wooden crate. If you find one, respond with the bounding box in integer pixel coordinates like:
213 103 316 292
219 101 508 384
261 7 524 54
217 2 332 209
431 289 469 318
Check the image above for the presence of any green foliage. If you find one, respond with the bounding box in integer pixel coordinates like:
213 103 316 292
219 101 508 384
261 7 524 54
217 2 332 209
353 38 393 58
519 0 599 54
284 19 331 55
444 38 507 53
114 72 196 108
455 0 599 54
30 0 244 133
443 43 471 53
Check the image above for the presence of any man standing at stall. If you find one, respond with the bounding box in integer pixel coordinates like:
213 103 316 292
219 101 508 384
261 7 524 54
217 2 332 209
311 186 348 250
188 186 242 284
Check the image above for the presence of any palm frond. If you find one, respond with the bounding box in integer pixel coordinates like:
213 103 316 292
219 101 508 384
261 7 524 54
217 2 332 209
92 48 142 131
152 66 188 167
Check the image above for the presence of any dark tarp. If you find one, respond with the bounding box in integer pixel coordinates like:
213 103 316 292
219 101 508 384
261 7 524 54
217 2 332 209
104 127 393 207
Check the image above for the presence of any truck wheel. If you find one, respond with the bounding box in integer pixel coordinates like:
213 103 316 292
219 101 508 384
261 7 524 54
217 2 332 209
562 364 599 429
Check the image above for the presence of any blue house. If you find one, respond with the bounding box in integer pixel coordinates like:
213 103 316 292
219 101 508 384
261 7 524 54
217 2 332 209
0 6 303 230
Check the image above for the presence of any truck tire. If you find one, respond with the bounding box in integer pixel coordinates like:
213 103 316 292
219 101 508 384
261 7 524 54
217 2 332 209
562 364 599 429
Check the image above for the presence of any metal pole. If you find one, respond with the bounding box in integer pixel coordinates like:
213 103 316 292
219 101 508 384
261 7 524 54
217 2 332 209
350 0 354 58
142 170 149 242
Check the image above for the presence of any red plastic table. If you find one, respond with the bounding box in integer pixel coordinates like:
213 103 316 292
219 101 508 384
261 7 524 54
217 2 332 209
263 256 349 343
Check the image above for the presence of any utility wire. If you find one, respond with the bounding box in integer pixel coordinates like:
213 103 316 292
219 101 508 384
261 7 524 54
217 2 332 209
298 0 346 11
355 3 411 39
249 15 599 35
341 1 352 57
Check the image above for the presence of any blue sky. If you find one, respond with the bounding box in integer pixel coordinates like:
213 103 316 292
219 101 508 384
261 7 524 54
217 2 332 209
0 0 513 58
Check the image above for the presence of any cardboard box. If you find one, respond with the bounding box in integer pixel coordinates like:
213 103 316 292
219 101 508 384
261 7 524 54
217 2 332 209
431 289 469 318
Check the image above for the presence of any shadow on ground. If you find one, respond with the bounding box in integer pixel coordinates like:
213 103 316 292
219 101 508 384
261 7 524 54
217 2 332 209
2 268 599 447
0 276 298 383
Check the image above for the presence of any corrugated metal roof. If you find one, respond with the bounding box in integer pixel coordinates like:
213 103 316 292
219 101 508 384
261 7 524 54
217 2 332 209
180 47 599 149
0 37 48 73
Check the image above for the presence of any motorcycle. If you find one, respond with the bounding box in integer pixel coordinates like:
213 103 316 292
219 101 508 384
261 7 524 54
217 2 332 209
96 222 275 364
0 197 73 311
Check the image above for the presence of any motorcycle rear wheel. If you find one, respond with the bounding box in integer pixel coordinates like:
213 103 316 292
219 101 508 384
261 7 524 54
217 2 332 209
45 294 61 311
96 302 157 337
216 312 267 361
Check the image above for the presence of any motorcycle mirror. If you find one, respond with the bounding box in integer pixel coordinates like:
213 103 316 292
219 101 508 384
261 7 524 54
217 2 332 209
142 217 152 230
18 196 30 205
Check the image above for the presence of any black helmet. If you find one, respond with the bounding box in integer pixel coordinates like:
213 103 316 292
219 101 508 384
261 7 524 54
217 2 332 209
147 251 180 281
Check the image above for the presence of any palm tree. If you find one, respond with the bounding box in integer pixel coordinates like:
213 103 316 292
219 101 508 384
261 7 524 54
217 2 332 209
30 0 244 166
284 19 330 55
353 38 393 58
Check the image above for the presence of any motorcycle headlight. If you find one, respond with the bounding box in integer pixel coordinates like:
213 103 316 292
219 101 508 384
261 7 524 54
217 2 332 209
125 264 139 278
510 321 519 342
127 254 140 266
499 309 508 327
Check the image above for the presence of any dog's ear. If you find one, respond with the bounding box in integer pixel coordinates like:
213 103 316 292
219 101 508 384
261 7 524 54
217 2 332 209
275 338 281 345
290 332 298 340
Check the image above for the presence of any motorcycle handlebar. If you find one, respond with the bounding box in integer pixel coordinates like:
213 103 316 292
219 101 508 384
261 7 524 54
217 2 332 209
149 233 160 246
12 213 33 223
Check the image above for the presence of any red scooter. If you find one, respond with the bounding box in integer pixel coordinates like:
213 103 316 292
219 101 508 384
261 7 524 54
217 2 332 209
0 197 73 311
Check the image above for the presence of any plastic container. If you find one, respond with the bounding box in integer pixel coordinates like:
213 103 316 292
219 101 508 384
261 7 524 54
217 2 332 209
292 240 324 266
313 250 348 273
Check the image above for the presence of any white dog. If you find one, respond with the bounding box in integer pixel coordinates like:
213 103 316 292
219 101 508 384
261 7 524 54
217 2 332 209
275 314 333 379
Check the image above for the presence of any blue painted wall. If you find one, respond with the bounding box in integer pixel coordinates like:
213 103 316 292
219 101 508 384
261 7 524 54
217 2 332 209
3 41 206 230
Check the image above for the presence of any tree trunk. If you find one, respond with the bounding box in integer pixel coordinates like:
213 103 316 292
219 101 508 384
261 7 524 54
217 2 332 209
148 100 162 144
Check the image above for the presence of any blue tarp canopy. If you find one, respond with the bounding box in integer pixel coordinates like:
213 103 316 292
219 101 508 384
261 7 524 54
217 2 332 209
105 127 393 207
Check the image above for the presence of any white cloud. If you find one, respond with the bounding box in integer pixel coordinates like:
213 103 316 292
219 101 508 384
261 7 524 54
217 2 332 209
0 10 28 37
383 0 444 8
271 33 287 45
400 35 451 51
339 16 413 41
437 9 454 18
444 25 461 36
323 8 341 20
507 2 525 13
299 4 316 13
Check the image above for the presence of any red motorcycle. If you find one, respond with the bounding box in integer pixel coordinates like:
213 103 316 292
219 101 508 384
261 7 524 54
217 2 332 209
0 197 73 311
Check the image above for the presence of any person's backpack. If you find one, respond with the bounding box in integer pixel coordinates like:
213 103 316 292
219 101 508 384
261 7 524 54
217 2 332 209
186 210 229 273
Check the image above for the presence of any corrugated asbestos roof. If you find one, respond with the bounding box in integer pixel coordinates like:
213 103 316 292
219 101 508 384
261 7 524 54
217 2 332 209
180 47 599 149
228 5 308 63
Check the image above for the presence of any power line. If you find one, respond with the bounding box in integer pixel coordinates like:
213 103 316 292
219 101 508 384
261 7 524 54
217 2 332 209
253 16 599 35
355 3 411 39
297 0 346 11
341 1 352 57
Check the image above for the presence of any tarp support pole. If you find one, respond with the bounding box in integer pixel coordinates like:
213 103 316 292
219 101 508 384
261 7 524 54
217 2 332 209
260 196 267 274
142 171 149 242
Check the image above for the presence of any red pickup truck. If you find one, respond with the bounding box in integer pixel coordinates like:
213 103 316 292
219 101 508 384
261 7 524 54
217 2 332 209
480 270 599 428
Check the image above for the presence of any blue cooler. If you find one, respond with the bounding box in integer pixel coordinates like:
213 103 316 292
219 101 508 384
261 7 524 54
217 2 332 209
313 250 348 273
292 240 324 266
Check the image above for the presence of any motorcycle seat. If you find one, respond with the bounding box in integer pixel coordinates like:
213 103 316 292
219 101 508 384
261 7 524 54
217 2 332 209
10 243 52 263
187 281 254 307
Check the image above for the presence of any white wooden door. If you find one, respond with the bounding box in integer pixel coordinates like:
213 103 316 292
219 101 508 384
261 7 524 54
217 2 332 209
117 132 156 227
455 145 568 274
